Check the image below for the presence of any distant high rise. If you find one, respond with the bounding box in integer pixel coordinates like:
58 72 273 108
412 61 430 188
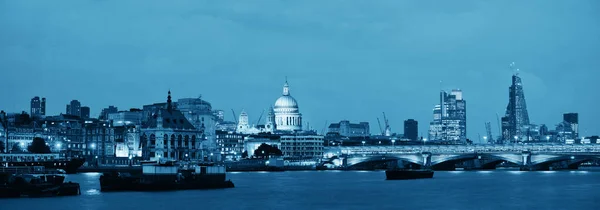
66 100 82 117
563 113 579 138
80 106 90 119
404 119 418 141
30 96 46 117
99 106 119 120
428 89 467 143
502 63 530 142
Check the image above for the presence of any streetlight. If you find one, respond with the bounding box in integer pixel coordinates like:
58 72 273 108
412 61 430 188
514 136 518 143
361 141 366 147
391 139 396 147
483 136 488 144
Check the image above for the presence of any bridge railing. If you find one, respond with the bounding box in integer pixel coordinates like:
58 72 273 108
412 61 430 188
325 144 600 156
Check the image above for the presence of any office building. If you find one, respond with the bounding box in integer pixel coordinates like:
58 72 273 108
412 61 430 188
404 119 418 141
80 106 90 119
502 64 531 142
66 100 82 117
30 96 46 117
428 90 467 143
563 113 579 138
328 120 370 137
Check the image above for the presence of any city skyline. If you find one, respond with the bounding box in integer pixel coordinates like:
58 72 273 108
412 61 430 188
1 1 599 137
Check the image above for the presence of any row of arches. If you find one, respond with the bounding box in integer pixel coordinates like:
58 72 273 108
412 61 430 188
141 133 199 149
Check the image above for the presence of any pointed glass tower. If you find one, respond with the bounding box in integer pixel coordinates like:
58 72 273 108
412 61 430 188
503 63 530 142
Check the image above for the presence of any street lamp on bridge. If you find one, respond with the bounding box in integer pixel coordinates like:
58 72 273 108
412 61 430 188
361 141 366 147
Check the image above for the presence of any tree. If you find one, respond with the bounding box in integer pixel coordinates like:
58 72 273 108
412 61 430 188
0 141 5 153
241 151 248 159
28 137 51 154
12 143 22 153
253 143 282 159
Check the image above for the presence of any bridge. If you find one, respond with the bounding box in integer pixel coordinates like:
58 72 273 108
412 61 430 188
322 144 600 171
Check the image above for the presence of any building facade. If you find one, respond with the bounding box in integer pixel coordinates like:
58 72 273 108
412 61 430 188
502 67 531 142
108 109 143 126
328 120 370 137
403 119 418 141
216 130 244 160
30 96 46 117
428 90 467 143
80 106 90 119
563 113 579 138
66 100 82 117
279 135 324 158
99 106 118 120
140 91 205 161
274 80 302 132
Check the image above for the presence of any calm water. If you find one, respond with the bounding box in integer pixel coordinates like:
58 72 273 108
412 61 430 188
2 170 600 210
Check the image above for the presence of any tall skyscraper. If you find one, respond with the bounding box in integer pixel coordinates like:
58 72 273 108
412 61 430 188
502 63 530 142
404 119 418 141
563 113 579 138
66 100 82 117
80 106 90 119
30 96 46 117
428 89 467 143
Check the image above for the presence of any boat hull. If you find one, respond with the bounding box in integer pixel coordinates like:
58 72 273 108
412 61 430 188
100 173 234 192
385 170 434 180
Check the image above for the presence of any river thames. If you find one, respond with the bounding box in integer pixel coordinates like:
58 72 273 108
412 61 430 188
2 170 600 210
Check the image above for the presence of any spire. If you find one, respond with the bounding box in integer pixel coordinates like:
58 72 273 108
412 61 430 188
283 78 290 96
167 90 173 112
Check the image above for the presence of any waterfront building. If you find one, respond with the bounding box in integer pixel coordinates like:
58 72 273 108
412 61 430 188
563 113 579 138
99 106 118 120
502 65 531 142
83 120 115 158
43 114 86 156
273 80 303 132
216 130 244 160
216 121 237 132
403 119 418 141
140 91 204 161
279 134 324 158
30 96 46 117
66 100 82 117
108 109 143 126
80 106 90 119
327 120 370 137
428 90 467 143
177 97 217 149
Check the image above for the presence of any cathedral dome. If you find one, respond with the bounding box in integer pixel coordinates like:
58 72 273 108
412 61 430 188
274 95 298 109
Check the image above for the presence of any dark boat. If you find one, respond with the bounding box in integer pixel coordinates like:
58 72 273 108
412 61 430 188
385 169 434 180
100 160 234 192
0 172 80 198
1 154 85 174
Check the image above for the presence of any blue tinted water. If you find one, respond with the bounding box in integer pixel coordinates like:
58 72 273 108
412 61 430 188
2 170 600 210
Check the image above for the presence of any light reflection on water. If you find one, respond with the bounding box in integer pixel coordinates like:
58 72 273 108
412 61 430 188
2 171 599 210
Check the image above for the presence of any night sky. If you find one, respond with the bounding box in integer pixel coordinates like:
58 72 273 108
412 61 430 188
1 0 599 138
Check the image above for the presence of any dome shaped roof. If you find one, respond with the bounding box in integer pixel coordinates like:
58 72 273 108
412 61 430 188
275 95 298 109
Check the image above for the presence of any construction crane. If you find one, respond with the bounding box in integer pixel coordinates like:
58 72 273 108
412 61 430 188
322 120 328 135
485 122 494 144
231 109 238 124
382 112 391 136
255 109 265 125
496 113 502 142
377 118 384 135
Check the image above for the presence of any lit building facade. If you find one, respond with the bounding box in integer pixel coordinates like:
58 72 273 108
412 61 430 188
428 90 467 143
502 67 531 142
328 120 370 137
108 109 143 126
140 91 205 161
280 135 324 158
99 106 118 120
563 113 579 138
216 130 244 160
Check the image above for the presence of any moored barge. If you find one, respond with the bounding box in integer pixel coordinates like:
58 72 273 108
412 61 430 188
99 160 234 192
